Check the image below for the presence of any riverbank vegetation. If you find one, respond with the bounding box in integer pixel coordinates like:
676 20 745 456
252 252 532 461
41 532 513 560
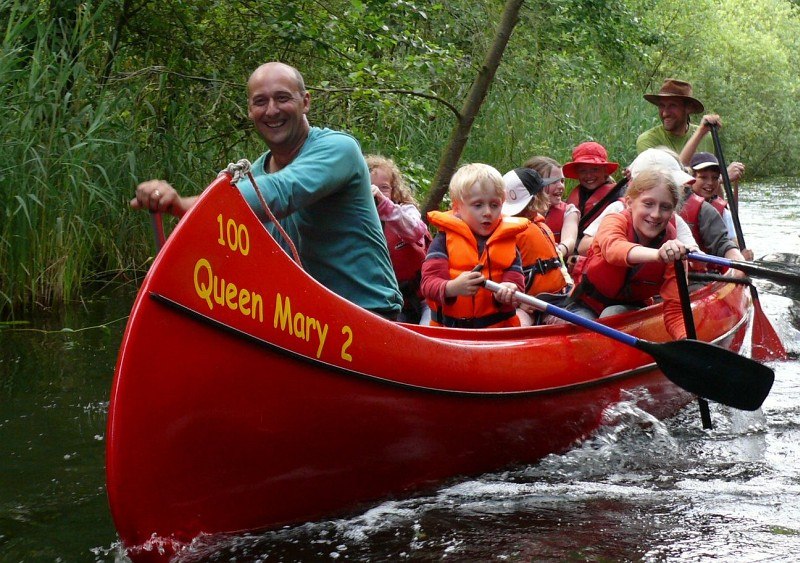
2 0 799 316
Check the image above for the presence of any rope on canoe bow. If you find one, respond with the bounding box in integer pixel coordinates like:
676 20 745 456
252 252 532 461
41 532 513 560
222 159 303 267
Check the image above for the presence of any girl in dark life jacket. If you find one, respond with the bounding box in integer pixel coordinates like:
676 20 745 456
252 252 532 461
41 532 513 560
565 168 689 340
501 167 571 326
524 155 579 259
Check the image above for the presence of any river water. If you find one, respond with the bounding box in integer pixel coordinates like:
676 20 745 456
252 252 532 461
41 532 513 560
1 179 799 562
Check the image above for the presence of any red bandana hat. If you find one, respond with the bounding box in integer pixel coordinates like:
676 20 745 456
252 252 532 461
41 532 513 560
562 141 619 180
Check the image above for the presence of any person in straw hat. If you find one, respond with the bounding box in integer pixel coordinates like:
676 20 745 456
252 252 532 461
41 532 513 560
636 78 744 183
636 79 716 155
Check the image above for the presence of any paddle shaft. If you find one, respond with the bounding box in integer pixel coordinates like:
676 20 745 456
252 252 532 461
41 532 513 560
149 211 166 252
483 279 774 411
484 280 639 347
675 260 713 428
708 123 746 248
687 252 800 284
704 125 788 361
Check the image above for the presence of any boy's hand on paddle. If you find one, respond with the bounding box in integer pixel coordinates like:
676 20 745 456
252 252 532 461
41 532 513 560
445 270 485 297
491 282 517 304
727 161 745 183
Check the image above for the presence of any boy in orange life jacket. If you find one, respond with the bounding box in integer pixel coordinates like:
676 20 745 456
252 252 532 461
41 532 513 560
421 163 528 329
563 141 622 243
566 168 688 340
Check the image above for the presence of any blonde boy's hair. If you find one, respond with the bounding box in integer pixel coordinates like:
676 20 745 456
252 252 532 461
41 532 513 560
364 154 418 206
449 163 505 203
626 168 683 212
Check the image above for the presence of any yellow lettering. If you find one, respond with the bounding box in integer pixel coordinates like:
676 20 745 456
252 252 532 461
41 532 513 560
251 292 263 323
340 326 353 362
213 276 225 307
316 322 328 359
293 312 306 340
225 281 238 311
194 258 214 310
274 293 292 333
194 257 263 322
272 293 331 359
305 318 315 342
239 289 251 317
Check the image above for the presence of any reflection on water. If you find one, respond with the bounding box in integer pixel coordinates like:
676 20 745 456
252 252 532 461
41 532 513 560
1 180 799 561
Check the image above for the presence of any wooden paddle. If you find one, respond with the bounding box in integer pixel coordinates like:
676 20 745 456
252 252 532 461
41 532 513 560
674 259 713 428
483 279 774 411
707 123 787 361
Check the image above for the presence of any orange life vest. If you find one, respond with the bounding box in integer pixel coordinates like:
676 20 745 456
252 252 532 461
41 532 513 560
576 209 677 315
426 210 528 328
516 215 569 296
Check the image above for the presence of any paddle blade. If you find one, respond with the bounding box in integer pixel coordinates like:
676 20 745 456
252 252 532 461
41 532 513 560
636 339 775 411
749 286 787 362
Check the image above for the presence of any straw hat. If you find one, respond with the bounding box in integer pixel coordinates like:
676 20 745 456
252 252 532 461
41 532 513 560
643 79 705 114
562 142 619 180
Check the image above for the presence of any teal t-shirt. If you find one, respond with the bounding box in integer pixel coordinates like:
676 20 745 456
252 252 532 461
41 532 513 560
237 127 402 316
636 123 714 155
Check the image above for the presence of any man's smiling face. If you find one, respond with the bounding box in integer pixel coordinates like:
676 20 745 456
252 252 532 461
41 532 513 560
247 64 310 153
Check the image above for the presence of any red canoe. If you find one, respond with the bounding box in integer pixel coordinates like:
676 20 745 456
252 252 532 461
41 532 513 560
106 171 751 560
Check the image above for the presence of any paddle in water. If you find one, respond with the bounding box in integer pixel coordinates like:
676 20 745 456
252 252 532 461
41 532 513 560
674 259 713 428
707 123 786 361
483 279 774 411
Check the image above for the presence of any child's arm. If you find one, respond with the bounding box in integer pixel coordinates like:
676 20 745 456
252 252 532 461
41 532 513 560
420 261 484 304
498 252 525 304
445 270 485 298
373 189 428 242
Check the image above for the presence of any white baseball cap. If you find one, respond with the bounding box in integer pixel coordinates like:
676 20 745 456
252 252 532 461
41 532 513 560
629 148 695 186
502 168 560 216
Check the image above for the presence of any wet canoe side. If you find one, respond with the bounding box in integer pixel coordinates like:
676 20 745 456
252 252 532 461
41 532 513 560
105 175 750 558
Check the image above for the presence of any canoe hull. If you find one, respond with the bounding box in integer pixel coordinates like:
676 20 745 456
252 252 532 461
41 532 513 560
106 175 750 558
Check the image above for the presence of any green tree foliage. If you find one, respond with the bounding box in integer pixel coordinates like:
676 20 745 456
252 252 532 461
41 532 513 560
640 0 800 173
1 0 799 314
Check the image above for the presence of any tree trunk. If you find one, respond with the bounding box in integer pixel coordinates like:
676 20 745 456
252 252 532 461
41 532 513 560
422 0 525 216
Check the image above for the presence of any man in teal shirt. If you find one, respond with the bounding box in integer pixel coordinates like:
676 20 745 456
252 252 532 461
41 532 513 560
132 62 402 318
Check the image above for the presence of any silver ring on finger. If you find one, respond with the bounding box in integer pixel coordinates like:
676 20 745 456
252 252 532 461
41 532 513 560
153 190 161 198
